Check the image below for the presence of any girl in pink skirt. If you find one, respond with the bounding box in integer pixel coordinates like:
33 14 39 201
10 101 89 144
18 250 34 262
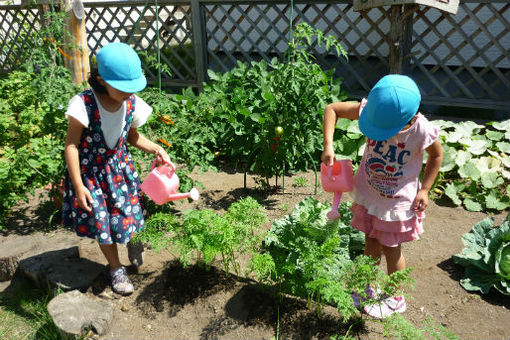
322 75 443 318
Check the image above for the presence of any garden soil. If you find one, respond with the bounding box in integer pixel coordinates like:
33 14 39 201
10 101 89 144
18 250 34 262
2 167 510 340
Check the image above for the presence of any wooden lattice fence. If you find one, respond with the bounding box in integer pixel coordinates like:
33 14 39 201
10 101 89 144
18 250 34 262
0 0 509 112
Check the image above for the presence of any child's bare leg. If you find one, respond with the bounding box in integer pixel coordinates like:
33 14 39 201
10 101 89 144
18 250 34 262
99 243 122 270
382 244 405 275
364 235 383 264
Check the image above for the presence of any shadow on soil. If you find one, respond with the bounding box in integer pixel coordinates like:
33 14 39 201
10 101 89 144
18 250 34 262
1 191 66 237
437 257 510 308
133 260 364 339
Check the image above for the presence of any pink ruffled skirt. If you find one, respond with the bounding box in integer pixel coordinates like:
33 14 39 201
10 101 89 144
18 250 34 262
350 203 424 248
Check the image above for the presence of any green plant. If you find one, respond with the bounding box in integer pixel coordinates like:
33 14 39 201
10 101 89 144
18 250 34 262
432 119 510 212
0 281 62 339
262 197 363 298
167 197 268 276
292 177 308 188
130 212 174 253
382 314 458 340
452 213 510 295
138 23 348 179
0 9 81 221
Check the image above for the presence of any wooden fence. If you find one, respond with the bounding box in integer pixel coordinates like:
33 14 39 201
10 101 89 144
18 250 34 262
0 0 509 111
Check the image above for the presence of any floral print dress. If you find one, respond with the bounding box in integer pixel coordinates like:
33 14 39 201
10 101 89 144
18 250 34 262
63 90 145 245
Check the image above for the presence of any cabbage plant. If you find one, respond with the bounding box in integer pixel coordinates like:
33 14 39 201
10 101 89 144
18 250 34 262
452 213 510 295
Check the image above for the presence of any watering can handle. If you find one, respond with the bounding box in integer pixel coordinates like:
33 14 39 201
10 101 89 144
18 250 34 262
150 158 176 172
327 160 338 182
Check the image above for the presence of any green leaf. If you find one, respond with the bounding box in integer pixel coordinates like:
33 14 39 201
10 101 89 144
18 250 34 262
496 142 510 154
490 119 510 132
486 193 510 211
458 160 481 180
444 182 462 205
440 145 457 172
464 198 483 212
460 266 501 294
455 150 472 168
481 172 504 189
486 130 505 141
460 138 487 155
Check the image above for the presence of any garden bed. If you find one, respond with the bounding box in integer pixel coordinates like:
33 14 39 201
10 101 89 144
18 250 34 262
1 168 509 339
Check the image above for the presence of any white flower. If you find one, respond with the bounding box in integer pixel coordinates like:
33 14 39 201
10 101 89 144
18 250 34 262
115 202 122 208
86 136 92 143
92 201 99 208
121 184 128 191
99 148 106 154
132 206 140 214
95 189 102 195
93 166 98 172
81 159 89 165
71 211 76 217
81 213 88 218
117 233 122 239
126 206 132 213
112 217 118 225
121 162 126 168
133 172 139 178
108 158 114 164
100 232 108 240
99 211 106 218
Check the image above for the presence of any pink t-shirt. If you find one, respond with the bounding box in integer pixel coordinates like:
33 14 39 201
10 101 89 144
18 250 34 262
352 99 439 221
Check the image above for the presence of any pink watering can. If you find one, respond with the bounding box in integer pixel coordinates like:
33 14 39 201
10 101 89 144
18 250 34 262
140 159 199 205
321 159 354 220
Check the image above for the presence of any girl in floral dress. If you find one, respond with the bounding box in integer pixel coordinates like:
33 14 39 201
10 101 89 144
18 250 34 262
63 42 169 295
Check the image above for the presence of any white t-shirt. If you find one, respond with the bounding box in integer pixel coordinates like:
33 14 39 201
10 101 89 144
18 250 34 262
65 92 152 149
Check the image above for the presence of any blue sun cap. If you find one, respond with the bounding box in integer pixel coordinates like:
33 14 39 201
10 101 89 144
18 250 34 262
96 42 147 93
358 75 421 141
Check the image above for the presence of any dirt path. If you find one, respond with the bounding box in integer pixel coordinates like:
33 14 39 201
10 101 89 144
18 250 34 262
2 168 509 339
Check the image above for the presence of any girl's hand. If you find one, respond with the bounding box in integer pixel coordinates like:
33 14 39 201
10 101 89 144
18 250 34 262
155 147 171 165
76 185 93 212
321 145 335 166
414 189 429 212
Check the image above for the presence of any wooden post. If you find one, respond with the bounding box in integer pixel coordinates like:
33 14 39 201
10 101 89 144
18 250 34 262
389 4 417 74
63 0 90 85
389 5 404 74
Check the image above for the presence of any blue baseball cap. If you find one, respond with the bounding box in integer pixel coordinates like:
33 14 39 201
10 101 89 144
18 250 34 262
359 75 421 141
96 42 146 93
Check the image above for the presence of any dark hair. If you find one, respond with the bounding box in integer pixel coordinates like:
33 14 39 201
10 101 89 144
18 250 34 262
88 68 107 94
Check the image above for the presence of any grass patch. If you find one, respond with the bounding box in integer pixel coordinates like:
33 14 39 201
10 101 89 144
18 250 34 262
0 279 61 340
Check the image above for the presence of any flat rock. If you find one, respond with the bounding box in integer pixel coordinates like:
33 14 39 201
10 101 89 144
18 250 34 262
0 234 43 281
47 290 114 338
20 246 105 291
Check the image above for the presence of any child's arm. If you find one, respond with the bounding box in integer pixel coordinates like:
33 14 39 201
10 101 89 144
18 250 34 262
127 128 170 164
65 117 93 212
414 139 443 212
322 101 361 166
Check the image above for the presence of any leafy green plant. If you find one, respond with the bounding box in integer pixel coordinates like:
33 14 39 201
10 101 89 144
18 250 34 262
167 197 268 276
0 9 81 221
130 212 174 253
259 197 415 322
452 213 510 295
262 197 364 298
0 280 62 340
382 314 458 340
137 23 348 179
432 119 510 212
292 177 308 188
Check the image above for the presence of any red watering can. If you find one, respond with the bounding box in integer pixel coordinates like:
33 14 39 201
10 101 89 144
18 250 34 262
321 159 354 220
140 159 199 205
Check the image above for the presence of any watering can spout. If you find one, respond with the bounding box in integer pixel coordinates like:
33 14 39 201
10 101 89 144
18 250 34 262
167 188 200 202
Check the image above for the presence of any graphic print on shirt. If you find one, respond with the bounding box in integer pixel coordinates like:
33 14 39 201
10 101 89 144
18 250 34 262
364 138 411 198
